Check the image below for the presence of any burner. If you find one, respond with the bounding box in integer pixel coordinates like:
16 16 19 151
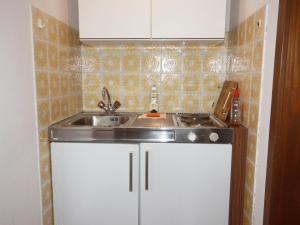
176 113 225 128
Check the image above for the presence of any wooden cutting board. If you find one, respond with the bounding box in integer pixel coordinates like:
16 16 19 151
214 81 238 121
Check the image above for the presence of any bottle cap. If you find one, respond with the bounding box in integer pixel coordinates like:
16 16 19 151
233 88 240 97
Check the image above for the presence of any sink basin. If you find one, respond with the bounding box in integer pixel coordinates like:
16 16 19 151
71 115 130 127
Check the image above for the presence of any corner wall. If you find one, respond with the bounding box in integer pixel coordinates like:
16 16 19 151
227 6 266 225
31 6 83 225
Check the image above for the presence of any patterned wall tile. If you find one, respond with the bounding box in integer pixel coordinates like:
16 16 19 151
32 7 82 225
82 42 227 112
227 6 266 225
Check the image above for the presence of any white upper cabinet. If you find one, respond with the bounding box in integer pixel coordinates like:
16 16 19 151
152 0 227 39
78 0 151 39
78 0 227 40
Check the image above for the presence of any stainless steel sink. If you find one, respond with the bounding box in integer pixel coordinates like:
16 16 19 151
71 115 130 127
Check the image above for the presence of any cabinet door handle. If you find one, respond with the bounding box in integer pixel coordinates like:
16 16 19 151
145 151 149 191
129 153 133 192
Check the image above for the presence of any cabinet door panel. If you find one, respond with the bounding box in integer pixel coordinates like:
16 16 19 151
152 0 227 39
79 0 151 39
140 143 232 225
51 143 139 225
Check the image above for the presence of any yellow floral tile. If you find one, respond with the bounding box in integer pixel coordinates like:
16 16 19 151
37 100 50 128
245 159 255 191
50 99 61 122
48 44 58 70
203 52 226 73
237 21 246 46
81 54 100 73
60 73 69 95
183 75 200 92
84 94 100 110
244 46 253 72
202 75 220 94
123 95 140 111
32 7 48 40
58 21 69 45
142 95 150 112
68 96 77 115
49 73 60 97
242 101 250 127
40 155 51 184
251 75 261 102
182 95 200 113
122 74 140 92
39 129 49 142
249 103 259 131
247 132 257 162
61 97 69 117
243 188 253 220
254 7 266 40
122 53 140 73
58 48 70 71
68 27 76 47
183 53 201 72
47 17 58 43
36 71 49 98
253 41 263 71
162 50 182 73
102 53 120 72
41 181 53 212
245 15 255 44
201 95 216 113
239 76 252 102
142 74 160 93
39 141 50 159
34 41 48 69
161 74 181 93
161 95 181 112
142 53 161 73
83 74 101 93
103 73 120 90
43 209 54 225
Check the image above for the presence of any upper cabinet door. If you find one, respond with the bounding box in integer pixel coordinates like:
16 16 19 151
152 0 227 39
78 0 151 39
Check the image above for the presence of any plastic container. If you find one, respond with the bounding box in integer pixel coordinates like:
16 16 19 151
149 84 159 112
230 89 241 126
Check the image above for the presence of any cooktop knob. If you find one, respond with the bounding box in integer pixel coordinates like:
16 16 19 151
187 132 197 142
209 132 219 142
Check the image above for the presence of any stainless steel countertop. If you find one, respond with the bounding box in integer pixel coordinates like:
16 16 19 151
49 112 233 144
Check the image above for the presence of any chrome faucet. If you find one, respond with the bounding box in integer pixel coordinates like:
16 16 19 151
98 87 121 115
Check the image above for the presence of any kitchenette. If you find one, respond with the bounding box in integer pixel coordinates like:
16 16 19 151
22 0 267 225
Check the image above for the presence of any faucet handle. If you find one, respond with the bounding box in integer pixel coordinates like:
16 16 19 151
98 100 106 109
112 100 121 111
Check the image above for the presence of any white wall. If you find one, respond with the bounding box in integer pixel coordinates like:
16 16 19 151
31 0 79 28
229 0 267 28
0 1 42 225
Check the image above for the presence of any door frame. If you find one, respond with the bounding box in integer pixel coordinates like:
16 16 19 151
263 0 300 224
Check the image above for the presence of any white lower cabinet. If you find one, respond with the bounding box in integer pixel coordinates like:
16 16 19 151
51 143 232 225
140 143 232 225
51 143 139 225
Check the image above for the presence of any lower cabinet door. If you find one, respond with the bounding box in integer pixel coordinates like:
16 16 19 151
51 143 139 225
140 143 232 225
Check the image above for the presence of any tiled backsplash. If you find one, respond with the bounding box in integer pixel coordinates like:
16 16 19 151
227 6 266 225
32 7 82 225
81 42 228 113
